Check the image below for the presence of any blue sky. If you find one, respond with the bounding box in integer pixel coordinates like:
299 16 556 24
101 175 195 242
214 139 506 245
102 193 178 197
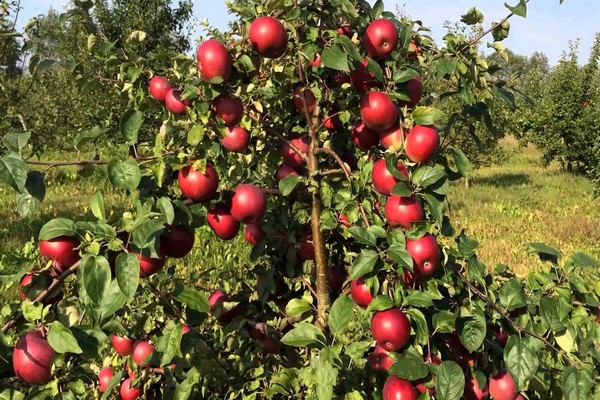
15 0 600 65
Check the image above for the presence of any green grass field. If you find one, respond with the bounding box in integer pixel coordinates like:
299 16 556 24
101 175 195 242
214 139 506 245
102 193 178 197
1 138 598 304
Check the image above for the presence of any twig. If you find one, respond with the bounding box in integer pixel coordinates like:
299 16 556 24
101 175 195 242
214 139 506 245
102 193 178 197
314 147 351 181
248 113 309 164
358 204 371 228
320 169 345 176
1 260 82 333
299 276 318 299
144 279 185 322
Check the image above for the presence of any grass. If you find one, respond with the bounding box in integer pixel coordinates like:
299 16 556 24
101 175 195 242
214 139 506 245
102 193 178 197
1 138 599 304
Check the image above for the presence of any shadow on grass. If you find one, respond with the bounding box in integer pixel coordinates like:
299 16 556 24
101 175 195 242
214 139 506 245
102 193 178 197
475 173 531 188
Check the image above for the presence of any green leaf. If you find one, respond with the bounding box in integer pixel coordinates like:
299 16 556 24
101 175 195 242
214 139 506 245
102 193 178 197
539 295 570 332
187 125 205 146
394 68 420 83
173 285 209 313
562 366 594 400
457 313 486 352
0 389 25 400
526 242 562 263
99 280 128 320
0 153 27 193
366 295 394 312
39 218 78 240
115 253 139 300
157 321 183 365
35 59 55 74
100 370 125 400
321 44 350 72
433 311 457 333
388 244 414 271
329 296 354 334
157 197 175 225
499 278 527 311
132 218 164 252
90 191 105 221
569 252 597 268
448 147 471 178
285 298 312 317
107 157 141 190
423 194 444 226
407 291 434 307
505 0 527 18
504 336 539 391
406 309 429 345
280 323 322 347
80 255 111 306
390 182 413 197
17 171 46 217
461 7 484 24
348 249 379 280
436 59 458 77
435 361 465 400
48 321 83 354
388 350 430 381
2 131 31 153
315 357 338 400
74 126 108 150
456 230 479 259
279 174 302 196
120 110 143 144
336 35 362 62
173 376 197 400
412 107 445 126
329 0 359 18
412 166 446 188
347 226 377 247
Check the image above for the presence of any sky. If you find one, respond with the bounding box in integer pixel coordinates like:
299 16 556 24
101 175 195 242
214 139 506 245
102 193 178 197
14 0 600 65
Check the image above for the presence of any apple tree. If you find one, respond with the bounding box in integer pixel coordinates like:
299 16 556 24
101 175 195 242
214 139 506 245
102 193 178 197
1 0 599 399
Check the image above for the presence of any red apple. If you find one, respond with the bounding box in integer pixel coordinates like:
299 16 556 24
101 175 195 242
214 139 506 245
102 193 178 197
280 136 309 167
338 214 351 228
360 91 398 131
132 340 154 367
383 376 419 400
464 376 489 400
40 235 80 271
212 94 243 127
245 223 265 245
406 233 441 278
120 378 143 400
18 272 34 301
135 251 165 277
160 226 195 259
337 25 353 37
405 125 439 163
292 87 317 115
404 76 422 107
309 53 321 67
196 39 232 82
407 41 420 58
276 164 299 181
371 158 408 195
209 290 239 323
351 277 374 307
249 16 288 59
164 89 191 115
368 344 394 371
385 195 424 229
328 265 347 295
98 366 114 392
149 76 172 102
350 58 377 92
363 19 399 60
371 308 411 352
323 106 342 131
379 124 406 150
492 325 509 348
298 235 315 261
209 290 228 312
489 369 517 400
112 335 135 356
351 121 380 150
221 126 250 153
178 164 219 202
261 336 280 355
12 330 55 384
230 184 267 224
207 203 240 240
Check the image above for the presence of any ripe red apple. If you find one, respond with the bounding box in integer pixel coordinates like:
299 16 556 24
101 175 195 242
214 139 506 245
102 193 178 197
405 125 440 163
230 184 267 224
164 89 191 115
249 16 288 58
40 235 80 271
350 58 377 92
112 334 135 356
309 53 321 67
149 76 172 102
196 39 232 82
368 344 394 371
371 159 408 195
280 136 309 167
351 121 380 150
298 235 315 261
464 376 489 400
160 226 195 258
407 41 420 58
245 223 265 245
18 272 34 301
212 94 244 127
207 203 240 240
275 164 299 181
385 195 424 229
135 251 165 277
209 289 239 323
383 376 418 400
292 87 317 115
370 308 411 352
404 76 422 107
338 214 351 228
379 124 406 150
351 277 373 308
337 25 353 37
323 106 342 131
12 330 55 384
363 19 399 60
120 378 143 400
261 336 280 355
406 234 441 278
489 369 517 400
360 91 398 131
328 265 347 295
132 340 154 367
98 366 114 392
178 164 219 202
221 126 250 153
492 325 509 348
